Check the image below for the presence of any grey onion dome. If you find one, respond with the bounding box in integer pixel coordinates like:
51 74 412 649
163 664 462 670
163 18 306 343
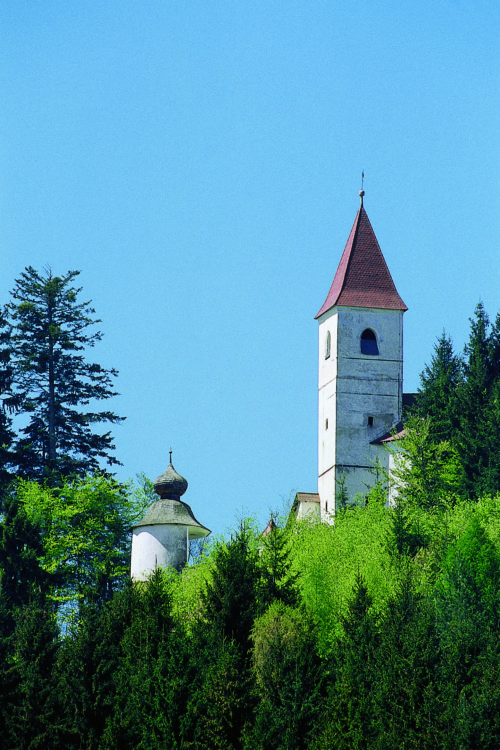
153 459 188 500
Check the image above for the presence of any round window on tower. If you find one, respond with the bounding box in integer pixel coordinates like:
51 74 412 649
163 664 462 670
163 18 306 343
360 328 379 355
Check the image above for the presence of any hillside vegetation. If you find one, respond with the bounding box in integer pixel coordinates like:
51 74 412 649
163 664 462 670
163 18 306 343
1 292 500 749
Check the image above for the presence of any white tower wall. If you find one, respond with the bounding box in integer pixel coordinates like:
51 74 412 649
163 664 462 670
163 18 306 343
130 524 188 581
318 305 403 512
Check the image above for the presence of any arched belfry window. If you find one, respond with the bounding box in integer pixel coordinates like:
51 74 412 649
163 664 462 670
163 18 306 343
325 330 331 359
361 328 379 355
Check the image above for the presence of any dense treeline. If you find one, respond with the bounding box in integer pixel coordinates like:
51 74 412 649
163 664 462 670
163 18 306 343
412 301 500 499
1 277 500 748
3 494 500 749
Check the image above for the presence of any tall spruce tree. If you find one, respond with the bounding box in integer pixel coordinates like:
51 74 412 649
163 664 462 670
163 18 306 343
6 267 124 482
458 303 500 497
414 304 500 500
414 331 463 441
0 308 15 496
0 494 49 619
184 524 260 748
258 515 299 612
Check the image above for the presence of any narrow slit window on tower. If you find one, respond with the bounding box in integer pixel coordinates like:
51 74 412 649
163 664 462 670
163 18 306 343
325 330 331 359
361 328 379 355
367 416 374 427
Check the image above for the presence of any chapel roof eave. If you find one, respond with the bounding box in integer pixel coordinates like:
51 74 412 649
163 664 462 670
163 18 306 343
132 498 211 538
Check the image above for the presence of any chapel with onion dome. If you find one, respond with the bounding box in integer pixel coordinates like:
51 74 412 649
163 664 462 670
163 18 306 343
130 453 210 578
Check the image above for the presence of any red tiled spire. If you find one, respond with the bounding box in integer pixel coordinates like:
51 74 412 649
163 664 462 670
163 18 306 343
315 193 407 318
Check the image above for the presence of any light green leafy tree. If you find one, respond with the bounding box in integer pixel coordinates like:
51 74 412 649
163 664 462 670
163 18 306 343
290 493 394 653
17 475 148 612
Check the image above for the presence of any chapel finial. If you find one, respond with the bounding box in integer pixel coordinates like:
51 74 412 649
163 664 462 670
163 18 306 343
169 448 172 464
359 171 365 207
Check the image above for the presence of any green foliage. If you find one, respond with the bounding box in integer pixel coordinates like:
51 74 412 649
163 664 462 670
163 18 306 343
457 303 500 497
373 573 440 750
200 522 259 654
0 492 50 619
415 331 463 441
248 600 322 750
0 308 15 494
314 573 379 750
290 497 393 652
438 516 500 626
182 639 251 750
2 595 60 750
3 498 500 748
16 475 147 611
258 514 299 611
390 415 464 511
5 267 124 482
415 303 500 499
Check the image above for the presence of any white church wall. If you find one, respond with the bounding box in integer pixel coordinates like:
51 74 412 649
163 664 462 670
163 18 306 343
317 309 338 519
130 524 188 580
317 306 404 514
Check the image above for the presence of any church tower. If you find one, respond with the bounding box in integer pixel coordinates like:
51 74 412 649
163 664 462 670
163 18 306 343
316 191 407 517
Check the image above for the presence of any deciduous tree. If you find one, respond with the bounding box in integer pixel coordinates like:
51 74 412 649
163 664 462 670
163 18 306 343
17 475 147 612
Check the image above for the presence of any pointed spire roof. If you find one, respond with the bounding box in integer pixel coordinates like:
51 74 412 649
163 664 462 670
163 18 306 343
315 192 407 318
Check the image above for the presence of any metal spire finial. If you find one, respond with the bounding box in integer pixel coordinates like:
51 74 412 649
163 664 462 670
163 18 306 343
359 170 365 207
169 448 173 464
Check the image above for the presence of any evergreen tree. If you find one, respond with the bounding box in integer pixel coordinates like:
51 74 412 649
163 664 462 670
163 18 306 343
374 573 439 750
101 571 186 750
314 573 378 750
414 331 463 441
6 267 124 482
55 602 102 750
433 517 500 747
0 308 15 495
182 639 251 750
200 523 259 655
2 595 60 750
249 601 323 750
0 493 50 626
390 415 464 512
258 514 299 612
457 302 500 497
184 524 260 748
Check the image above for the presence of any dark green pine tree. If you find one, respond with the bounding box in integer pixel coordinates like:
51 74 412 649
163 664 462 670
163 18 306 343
183 524 260 749
0 492 52 742
258 514 299 612
0 308 15 496
55 601 103 750
0 493 50 627
200 523 259 655
434 517 500 748
6 267 124 483
314 572 379 750
247 601 323 750
2 595 60 750
99 571 180 750
457 302 500 497
374 572 440 750
414 331 463 442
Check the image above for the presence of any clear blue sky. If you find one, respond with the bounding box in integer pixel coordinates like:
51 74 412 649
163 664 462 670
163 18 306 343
1 2 499 535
